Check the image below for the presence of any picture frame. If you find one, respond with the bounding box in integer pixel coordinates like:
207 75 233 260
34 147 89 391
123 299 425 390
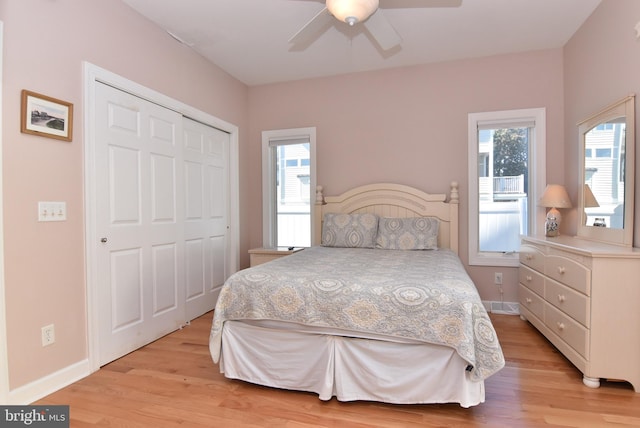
21 90 73 142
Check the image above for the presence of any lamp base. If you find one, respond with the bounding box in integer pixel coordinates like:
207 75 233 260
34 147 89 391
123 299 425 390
545 208 561 237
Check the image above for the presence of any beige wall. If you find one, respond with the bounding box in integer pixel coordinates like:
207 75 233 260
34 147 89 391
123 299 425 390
563 0 640 244
1 1 249 390
248 48 566 304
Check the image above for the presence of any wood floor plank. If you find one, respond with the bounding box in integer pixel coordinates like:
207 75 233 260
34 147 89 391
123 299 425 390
35 312 640 427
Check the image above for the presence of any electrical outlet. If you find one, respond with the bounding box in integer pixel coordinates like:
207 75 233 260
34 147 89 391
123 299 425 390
42 324 55 347
494 272 503 285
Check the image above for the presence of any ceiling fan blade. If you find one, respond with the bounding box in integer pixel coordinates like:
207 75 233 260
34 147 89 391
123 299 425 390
288 7 334 47
379 0 462 7
363 9 402 51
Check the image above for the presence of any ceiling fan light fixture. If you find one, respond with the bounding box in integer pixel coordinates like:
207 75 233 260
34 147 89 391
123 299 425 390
326 0 379 26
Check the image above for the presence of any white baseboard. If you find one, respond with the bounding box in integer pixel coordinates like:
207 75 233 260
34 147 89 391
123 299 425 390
7 359 91 404
483 300 520 316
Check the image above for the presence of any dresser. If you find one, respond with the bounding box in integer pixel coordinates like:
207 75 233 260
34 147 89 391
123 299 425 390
519 235 640 392
248 247 304 267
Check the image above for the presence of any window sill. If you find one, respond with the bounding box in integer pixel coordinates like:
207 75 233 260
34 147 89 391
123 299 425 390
468 252 520 267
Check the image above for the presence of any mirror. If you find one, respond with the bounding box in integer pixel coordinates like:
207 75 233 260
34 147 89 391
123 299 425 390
577 95 635 246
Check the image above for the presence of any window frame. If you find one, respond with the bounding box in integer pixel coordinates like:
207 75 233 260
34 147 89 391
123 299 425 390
261 127 316 248
467 108 547 267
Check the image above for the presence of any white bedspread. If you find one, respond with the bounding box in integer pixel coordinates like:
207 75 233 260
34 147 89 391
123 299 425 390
210 246 505 381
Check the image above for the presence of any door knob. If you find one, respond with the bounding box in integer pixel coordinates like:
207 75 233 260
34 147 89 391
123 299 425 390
100 237 108 243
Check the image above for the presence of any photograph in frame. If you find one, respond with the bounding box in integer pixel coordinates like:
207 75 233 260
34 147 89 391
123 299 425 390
21 90 73 142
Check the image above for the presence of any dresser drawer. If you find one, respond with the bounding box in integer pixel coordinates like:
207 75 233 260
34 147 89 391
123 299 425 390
545 255 591 296
519 265 544 297
520 245 545 272
519 284 544 320
545 304 589 359
545 278 590 328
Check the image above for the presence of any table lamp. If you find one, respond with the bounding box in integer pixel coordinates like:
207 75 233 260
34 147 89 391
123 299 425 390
539 184 572 237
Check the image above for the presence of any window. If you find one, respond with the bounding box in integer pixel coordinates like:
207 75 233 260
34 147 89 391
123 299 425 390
262 127 316 248
468 108 546 266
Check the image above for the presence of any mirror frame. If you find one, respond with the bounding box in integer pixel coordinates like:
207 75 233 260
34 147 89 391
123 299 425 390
577 95 635 247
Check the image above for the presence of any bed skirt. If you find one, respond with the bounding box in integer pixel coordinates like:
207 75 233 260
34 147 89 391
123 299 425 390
219 320 485 408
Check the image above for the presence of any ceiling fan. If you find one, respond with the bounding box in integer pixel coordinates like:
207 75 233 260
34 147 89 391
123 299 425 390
289 0 462 51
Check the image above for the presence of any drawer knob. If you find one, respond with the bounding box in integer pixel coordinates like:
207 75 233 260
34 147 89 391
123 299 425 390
526 297 532 304
557 266 566 274
526 275 532 282
526 254 533 260
557 322 565 330
558 294 566 303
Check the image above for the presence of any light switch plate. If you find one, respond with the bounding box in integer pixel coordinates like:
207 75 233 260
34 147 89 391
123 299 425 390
38 201 67 222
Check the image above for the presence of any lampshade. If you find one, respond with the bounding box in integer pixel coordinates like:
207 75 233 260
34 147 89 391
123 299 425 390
326 0 379 26
538 184 572 209
583 184 600 208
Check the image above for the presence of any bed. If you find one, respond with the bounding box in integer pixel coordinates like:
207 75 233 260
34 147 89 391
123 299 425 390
209 182 505 408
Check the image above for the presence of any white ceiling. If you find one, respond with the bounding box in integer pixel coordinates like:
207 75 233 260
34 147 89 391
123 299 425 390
121 0 602 86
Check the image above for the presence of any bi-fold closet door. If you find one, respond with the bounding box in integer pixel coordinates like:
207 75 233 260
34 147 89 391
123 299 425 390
94 82 228 366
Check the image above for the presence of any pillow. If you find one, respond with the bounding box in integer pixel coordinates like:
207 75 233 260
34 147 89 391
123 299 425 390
375 217 439 250
322 213 379 248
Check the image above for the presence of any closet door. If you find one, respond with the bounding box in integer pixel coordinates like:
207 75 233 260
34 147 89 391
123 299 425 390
95 82 185 366
183 118 229 320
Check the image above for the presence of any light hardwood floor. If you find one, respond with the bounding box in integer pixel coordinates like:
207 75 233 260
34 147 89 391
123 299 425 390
36 313 640 427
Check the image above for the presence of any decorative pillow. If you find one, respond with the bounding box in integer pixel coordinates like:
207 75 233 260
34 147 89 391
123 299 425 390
375 217 439 250
322 213 379 248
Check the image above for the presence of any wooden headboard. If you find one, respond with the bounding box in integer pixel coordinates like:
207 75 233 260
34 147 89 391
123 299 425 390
313 182 460 253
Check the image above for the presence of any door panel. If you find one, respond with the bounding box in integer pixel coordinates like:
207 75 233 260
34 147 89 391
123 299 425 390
110 146 140 223
110 248 142 332
151 154 176 222
185 161 204 219
96 82 184 366
210 165 225 218
211 235 226 287
152 243 178 315
183 118 229 320
185 238 205 301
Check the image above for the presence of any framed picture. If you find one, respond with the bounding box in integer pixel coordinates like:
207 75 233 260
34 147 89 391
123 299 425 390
21 90 73 142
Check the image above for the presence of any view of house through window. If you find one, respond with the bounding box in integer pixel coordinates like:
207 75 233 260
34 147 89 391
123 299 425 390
468 108 545 267
274 141 311 247
262 128 316 249
478 126 530 252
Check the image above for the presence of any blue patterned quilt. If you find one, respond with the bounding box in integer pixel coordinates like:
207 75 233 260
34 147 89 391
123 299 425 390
210 246 505 381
